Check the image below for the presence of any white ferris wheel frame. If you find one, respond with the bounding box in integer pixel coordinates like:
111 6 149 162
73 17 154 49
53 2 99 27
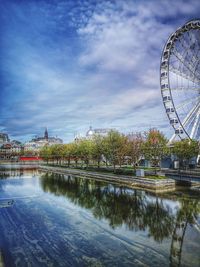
160 19 200 143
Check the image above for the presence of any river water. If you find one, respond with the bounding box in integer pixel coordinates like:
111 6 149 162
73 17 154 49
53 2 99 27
0 169 199 267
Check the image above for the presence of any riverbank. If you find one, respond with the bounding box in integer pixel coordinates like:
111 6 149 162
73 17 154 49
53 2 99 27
0 163 39 169
39 165 176 193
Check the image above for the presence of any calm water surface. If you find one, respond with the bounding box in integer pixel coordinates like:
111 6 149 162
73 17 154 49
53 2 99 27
0 169 199 267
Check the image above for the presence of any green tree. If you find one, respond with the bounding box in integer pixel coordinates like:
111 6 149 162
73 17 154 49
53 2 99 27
71 142 79 167
51 144 64 165
40 146 51 164
91 134 104 168
103 130 123 170
62 143 74 167
172 139 199 169
77 139 93 168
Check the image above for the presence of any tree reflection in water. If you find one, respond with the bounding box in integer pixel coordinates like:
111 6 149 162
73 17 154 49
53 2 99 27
40 173 200 266
40 173 175 238
169 197 200 267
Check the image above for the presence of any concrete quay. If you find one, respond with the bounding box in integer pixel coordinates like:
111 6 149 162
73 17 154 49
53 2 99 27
39 165 176 193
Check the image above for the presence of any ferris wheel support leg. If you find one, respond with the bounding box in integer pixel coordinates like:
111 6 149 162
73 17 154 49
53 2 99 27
168 133 179 145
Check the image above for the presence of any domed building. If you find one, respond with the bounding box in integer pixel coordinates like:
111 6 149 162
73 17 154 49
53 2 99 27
86 126 112 139
74 126 113 142
86 126 95 138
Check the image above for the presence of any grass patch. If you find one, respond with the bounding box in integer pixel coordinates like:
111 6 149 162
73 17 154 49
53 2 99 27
144 175 166 180
42 164 166 179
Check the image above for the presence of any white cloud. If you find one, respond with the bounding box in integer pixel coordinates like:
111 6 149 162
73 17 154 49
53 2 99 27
2 0 200 142
77 1 174 75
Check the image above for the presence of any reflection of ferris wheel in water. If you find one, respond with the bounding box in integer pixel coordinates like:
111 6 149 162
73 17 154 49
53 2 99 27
160 19 200 142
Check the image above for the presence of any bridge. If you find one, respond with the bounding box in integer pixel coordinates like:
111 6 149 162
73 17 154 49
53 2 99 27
165 169 200 184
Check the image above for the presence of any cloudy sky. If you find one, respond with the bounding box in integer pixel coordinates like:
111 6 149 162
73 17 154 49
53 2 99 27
0 0 199 142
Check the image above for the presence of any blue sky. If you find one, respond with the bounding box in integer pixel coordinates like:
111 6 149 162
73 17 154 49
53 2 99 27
0 0 200 142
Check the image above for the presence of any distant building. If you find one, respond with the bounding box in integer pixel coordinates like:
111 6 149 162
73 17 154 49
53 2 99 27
0 133 9 145
86 126 111 138
126 132 145 141
75 126 115 141
24 128 63 152
44 127 48 140
0 135 22 159
1 143 22 154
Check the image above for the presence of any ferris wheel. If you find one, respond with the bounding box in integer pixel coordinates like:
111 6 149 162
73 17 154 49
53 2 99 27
160 19 200 142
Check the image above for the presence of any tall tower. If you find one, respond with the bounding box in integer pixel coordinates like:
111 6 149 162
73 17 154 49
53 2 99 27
44 127 48 140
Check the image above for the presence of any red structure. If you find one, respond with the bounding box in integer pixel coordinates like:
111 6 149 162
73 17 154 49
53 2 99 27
20 156 42 161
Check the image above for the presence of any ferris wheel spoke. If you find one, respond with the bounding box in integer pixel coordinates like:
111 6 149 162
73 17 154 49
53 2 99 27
181 102 200 128
186 35 200 57
178 45 199 68
193 61 200 82
171 49 200 81
190 112 200 139
176 104 200 140
186 115 199 137
176 95 200 110
188 30 200 49
178 38 189 51
169 66 200 85
172 50 200 80
170 86 200 91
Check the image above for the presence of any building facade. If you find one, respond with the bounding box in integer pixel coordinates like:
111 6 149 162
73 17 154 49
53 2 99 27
0 134 22 160
24 128 63 153
75 126 112 141
0 133 9 145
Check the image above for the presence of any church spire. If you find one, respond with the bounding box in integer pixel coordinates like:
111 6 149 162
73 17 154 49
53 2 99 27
44 127 48 140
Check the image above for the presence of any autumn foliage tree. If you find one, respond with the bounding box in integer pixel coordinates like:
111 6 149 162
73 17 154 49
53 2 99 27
142 129 168 173
127 133 144 170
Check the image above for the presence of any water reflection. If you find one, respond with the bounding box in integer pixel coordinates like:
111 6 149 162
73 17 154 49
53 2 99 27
0 168 38 179
169 197 200 267
0 170 199 267
40 173 200 246
40 173 200 266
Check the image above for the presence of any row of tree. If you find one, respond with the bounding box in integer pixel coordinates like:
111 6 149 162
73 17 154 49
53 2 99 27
40 129 199 171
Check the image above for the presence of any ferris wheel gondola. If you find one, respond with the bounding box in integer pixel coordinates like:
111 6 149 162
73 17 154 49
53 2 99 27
160 19 200 142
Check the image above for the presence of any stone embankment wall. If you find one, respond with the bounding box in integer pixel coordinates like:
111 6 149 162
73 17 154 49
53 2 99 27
39 165 175 193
